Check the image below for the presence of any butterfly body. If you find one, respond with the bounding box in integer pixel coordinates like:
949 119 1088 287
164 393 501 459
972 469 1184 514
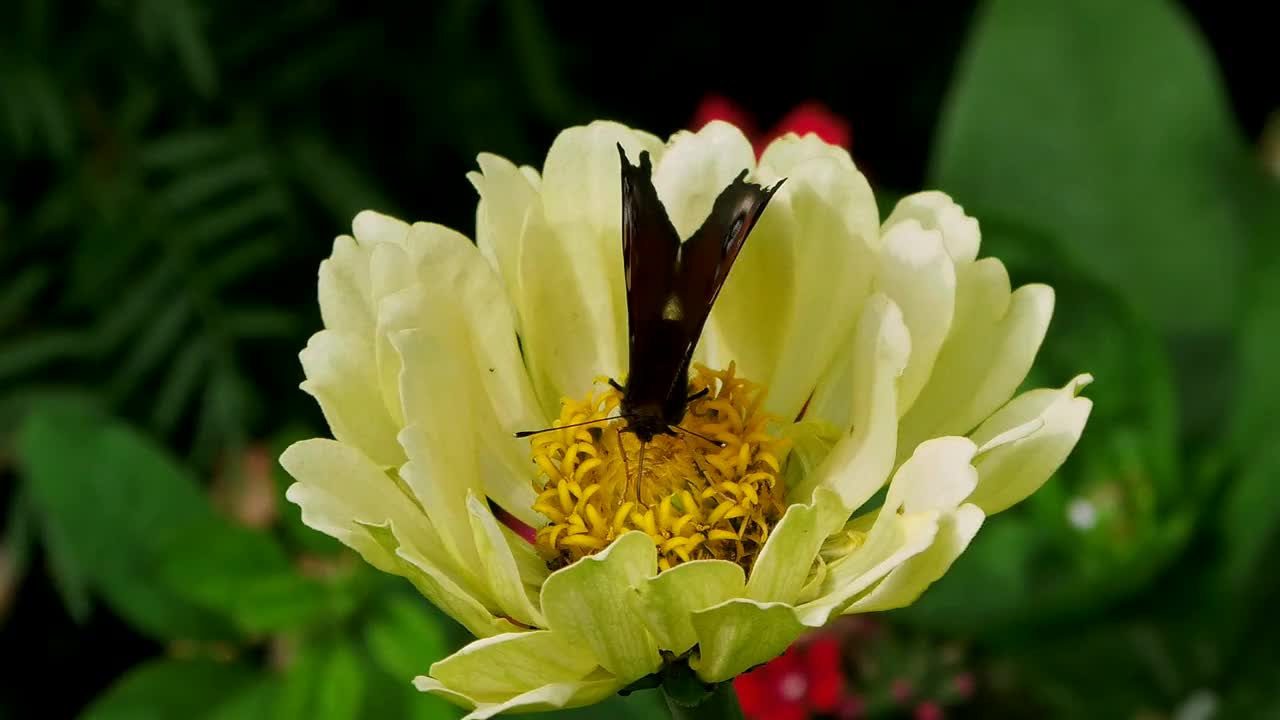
615 144 782 443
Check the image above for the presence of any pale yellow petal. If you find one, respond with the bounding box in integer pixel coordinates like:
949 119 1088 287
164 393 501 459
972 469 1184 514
757 153 880 420
745 488 847 604
540 531 661 683
364 521 516 640
317 234 372 336
689 600 808 684
798 510 938 626
651 120 757 239
967 374 1094 514
843 504 984 613
633 559 745 655
415 675 622 720
352 208 411 247
799 295 910 511
898 259 1055 458
469 153 539 307
279 439 436 567
425 630 598 704
875 219 957 414
467 493 545 628
883 191 980 265
298 330 404 468
886 436 979 514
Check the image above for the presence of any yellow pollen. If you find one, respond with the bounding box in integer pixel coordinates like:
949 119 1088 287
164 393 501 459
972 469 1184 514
529 363 791 573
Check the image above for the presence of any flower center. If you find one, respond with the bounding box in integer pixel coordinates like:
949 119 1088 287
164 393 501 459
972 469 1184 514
528 363 790 572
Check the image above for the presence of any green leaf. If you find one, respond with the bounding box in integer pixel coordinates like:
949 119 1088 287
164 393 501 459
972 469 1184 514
17 404 231 640
1227 253 1280 457
275 638 366 720
931 0 1271 335
80 658 257 720
364 593 452 682
158 517 350 636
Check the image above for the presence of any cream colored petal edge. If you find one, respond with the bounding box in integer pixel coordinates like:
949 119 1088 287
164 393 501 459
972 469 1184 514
415 675 622 720
761 155 879 421
883 191 980 265
298 330 404 469
798 510 939 626
843 504 985 613
799 294 910 510
652 120 757 240
424 630 599 704
745 487 846 605
898 260 1055 455
886 436 979 514
279 438 441 571
689 599 808 684
317 234 373 336
633 559 745 656
360 520 516 640
394 328 485 577
875 219 957 414
468 152 539 311
540 531 662 683
466 493 545 628
967 374 1095 514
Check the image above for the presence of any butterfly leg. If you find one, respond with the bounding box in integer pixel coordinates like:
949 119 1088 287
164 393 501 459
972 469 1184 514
686 387 710 402
609 378 626 393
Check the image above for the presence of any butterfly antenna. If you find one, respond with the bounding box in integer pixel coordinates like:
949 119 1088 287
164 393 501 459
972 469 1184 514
513 416 617 439
671 425 726 448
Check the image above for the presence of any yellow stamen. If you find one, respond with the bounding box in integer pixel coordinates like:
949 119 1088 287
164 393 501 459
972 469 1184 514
527 363 789 572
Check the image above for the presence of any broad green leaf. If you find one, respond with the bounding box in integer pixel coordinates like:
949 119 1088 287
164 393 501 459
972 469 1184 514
931 0 1271 335
363 593 451 682
275 638 366 720
18 405 231 640
80 658 256 720
158 518 348 635
1227 253 1280 457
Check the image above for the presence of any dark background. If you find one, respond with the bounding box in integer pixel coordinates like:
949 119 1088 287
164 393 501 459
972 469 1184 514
2 1 1278 718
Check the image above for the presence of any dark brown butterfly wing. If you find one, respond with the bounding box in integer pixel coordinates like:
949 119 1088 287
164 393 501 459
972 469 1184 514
616 143 782 436
659 170 783 420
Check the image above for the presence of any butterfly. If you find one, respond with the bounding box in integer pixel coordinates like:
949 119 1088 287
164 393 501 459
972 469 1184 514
516 143 783 448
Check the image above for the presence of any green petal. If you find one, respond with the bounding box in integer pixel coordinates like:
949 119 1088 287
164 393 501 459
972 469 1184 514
540 531 661 682
416 675 622 720
689 599 807 683
876 219 958 413
899 259 1055 457
360 520 516 639
843 504 985 613
798 508 939 626
280 439 441 574
633 559 744 655
883 191 981 265
967 374 1094 514
800 295 910 510
298 330 404 468
745 488 846 604
425 630 599 703
467 493 544 627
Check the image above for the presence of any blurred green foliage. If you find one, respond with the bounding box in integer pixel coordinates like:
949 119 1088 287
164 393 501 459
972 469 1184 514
1 0 1277 718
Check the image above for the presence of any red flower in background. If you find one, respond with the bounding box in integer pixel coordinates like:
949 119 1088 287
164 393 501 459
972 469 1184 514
692 94 852 156
735 635 846 720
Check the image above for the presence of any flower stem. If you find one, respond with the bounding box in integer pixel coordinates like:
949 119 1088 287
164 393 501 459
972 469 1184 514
661 680 744 720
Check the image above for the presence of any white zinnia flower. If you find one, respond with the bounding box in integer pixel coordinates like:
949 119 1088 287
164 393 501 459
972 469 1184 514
279 120 1092 718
